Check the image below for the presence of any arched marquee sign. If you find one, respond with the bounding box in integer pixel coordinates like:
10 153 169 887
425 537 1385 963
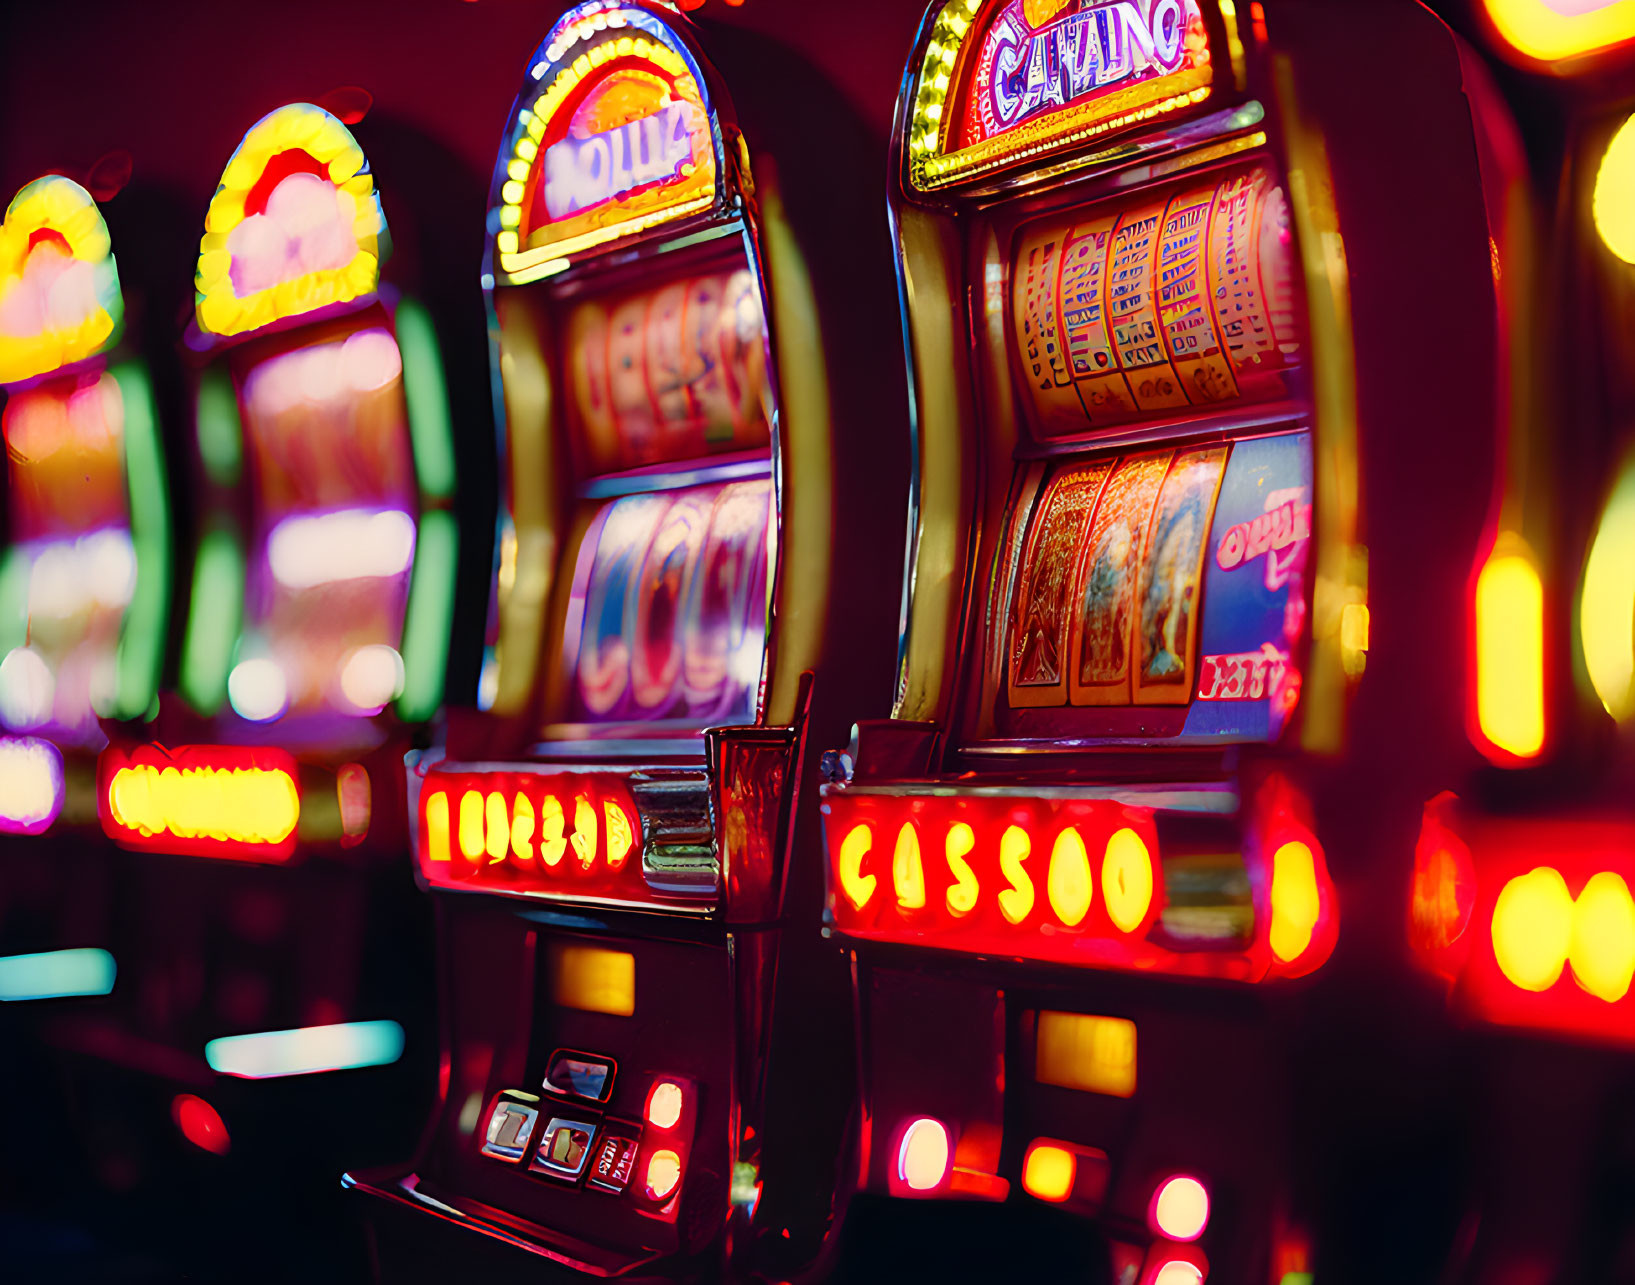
489 0 727 284
195 103 388 339
0 176 123 386
906 0 1215 191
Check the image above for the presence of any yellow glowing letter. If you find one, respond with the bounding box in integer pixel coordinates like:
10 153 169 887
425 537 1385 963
570 794 598 868
458 790 485 862
1269 840 1321 963
485 792 509 862
1102 828 1155 933
605 800 635 870
540 794 566 867
425 791 450 862
1492 866 1573 991
893 822 926 910
945 822 979 917
510 793 535 861
1047 827 1092 927
837 823 877 911
998 824 1035 925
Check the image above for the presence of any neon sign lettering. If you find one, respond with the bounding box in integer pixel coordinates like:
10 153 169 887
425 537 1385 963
544 101 696 221
1214 488 1311 590
984 0 1192 136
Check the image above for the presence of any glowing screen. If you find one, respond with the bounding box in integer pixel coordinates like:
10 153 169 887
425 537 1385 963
0 373 133 747
234 324 416 721
563 270 770 475
908 0 1213 190
1013 165 1300 434
563 479 770 727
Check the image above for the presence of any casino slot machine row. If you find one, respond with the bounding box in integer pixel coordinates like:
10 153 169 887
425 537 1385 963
46 102 458 1185
819 1 1512 1280
345 2 899 1278
1402 2 1635 1279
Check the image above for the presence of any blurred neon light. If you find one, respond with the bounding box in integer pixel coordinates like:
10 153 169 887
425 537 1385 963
1570 871 1635 1002
1474 540 1545 760
1409 793 1475 958
196 103 385 338
1269 841 1321 963
100 743 300 861
172 1094 230 1155
1153 1264 1205 1285
109 363 170 721
549 943 635 1016
1492 866 1573 991
1102 827 1155 932
0 647 53 730
267 508 415 589
395 508 456 723
839 823 876 910
228 657 288 722
338 644 404 713
896 1117 951 1193
646 1081 684 1130
1485 0 1635 62
204 1020 404 1078
644 1149 682 1201
394 299 455 501
0 176 122 385
0 947 115 1000
0 736 63 834
1597 114 1635 264
1581 450 1635 718
893 822 927 910
179 529 245 714
1047 827 1092 927
1151 1174 1210 1241
1021 1141 1075 1202
1035 1010 1137 1098
417 771 659 904
195 366 244 486
997 824 1035 924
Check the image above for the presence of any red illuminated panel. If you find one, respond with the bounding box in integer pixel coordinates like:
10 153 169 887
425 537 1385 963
564 479 769 727
564 271 769 476
98 744 300 862
1011 165 1301 435
417 767 715 910
1415 808 1635 1047
1008 462 1112 707
825 779 1335 980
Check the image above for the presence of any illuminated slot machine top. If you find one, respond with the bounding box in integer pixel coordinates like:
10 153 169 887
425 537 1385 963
820 0 1509 1277
348 2 847 1276
0 176 168 838
98 102 457 864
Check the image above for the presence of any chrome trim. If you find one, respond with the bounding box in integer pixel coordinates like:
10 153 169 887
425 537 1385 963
631 771 718 897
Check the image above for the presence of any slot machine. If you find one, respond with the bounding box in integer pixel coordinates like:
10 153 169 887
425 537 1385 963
819 1 1515 1280
1404 2 1635 1277
65 103 457 1190
344 1 907 1277
0 173 168 962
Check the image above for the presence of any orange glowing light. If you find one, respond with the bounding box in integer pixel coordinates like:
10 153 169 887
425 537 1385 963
646 1081 684 1130
570 794 598 868
1048 826 1092 927
1269 840 1321 963
1035 1010 1137 1098
549 943 635 1016
1102 827 1154 933
998 824 1035 924
1151 1174 1210 1241
944 821 979 917
172 1094 230 1156
1410 794 1475 953
894 821 927 910
1492 866 1573 991
897 1117 951 1193
839 822 877 910
1022 1142 1076 1202
1570 871 1635 1002
644 1148 682 1201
